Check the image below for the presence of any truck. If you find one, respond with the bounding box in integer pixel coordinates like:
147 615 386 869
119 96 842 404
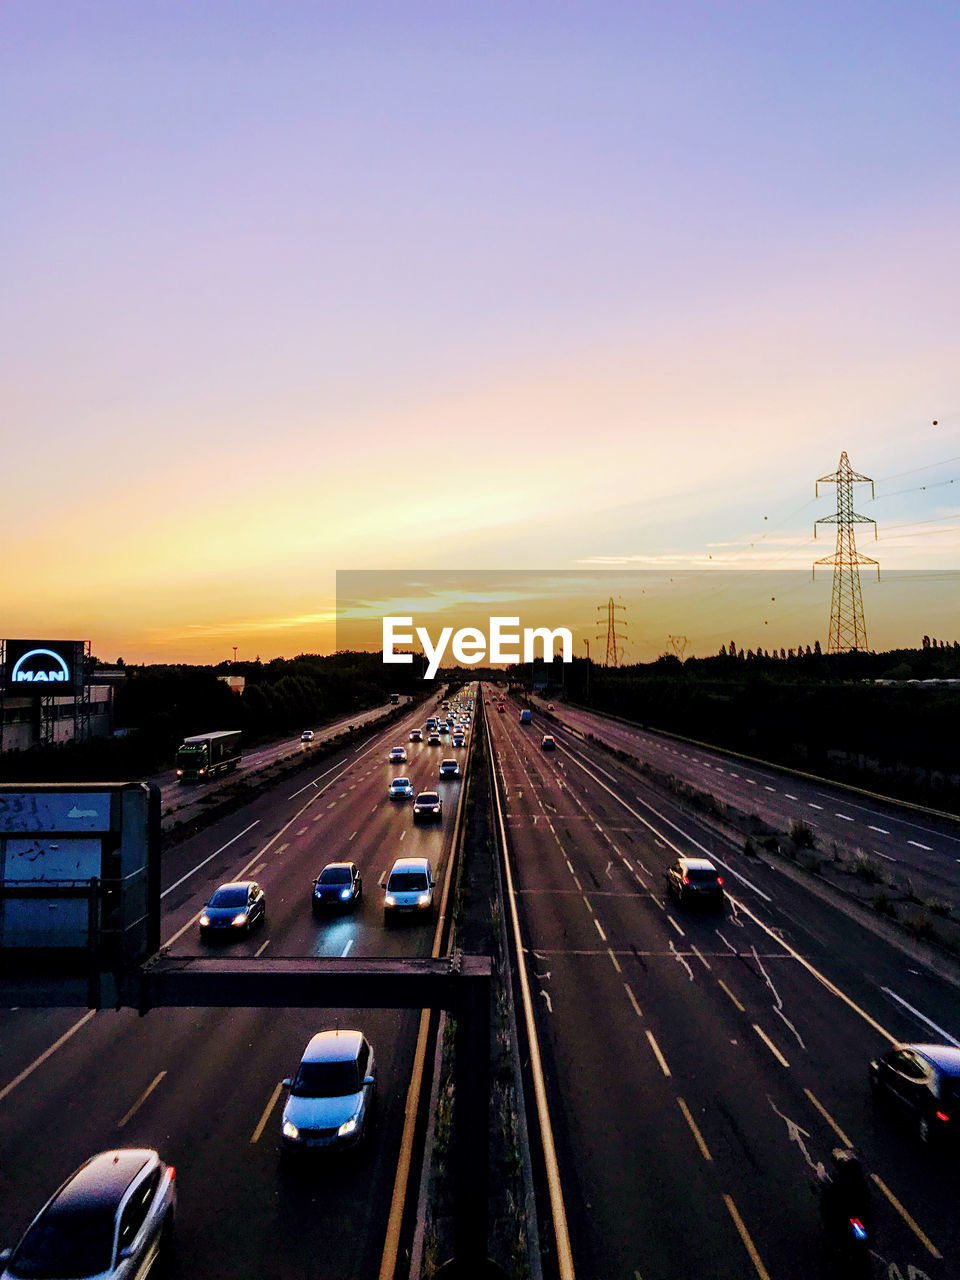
389 692 401 704
519 709 532 725
175 730 242 782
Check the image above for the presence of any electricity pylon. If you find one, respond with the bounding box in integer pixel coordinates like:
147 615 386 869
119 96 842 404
597 599 627 667
813 451 879 653
668 634 688 661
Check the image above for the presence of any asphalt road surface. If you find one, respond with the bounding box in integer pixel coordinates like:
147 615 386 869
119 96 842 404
488 689 957 1280
535 698 960 915
0 691 473 1280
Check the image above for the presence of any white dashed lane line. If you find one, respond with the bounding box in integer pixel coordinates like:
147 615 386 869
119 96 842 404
908 840 933 851
869 825 890 834
808 803 824 810
835 814 854 822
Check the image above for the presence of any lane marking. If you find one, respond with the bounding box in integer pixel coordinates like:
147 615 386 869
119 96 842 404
753 1023 789 1067
908 840 933 850
880 987 960 1046
718 980 744 1012
835 814 854 822
871 1174 942 1259
764 786 775 792
594 918 608 942
251 862 267 877
691 945 712 971
785 793 798 801
724 1196 771 1280
666 915 685 937
117 1071 167 1129
607 948 622 974
349 830 358 841
341 939 354 957
624 984 643 1019
160 821 260 900
808 803 824 810
296 826 308 836
255 939 270 957
677 1097 712 1161
803 1089 852 1147
646 1030 671 1076
250 1082 284 1144
0 1010 96 1104
868 825 890 834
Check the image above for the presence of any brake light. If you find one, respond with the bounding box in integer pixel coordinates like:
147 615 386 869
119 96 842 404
682 874 689 884
849 1218 867 1242
936 1110 950 1122
168 1166 176 1181
716 876 723 885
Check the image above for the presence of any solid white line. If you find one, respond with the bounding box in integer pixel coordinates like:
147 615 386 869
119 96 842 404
160 821 260 899
250 1082 284 1143
117 1071 166 1129
646 1030 671 1076
880 987 960 1046
753 1023 790 1067
0 1010 96 1104
288 757 351 799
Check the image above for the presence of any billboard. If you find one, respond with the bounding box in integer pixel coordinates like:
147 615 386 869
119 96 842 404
3 639 84 694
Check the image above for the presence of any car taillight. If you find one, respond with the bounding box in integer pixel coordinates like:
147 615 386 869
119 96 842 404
168 1166 176 1181
848 1218 867 1242
716 876 723 886
682 874 689 884
936 1109 950 1122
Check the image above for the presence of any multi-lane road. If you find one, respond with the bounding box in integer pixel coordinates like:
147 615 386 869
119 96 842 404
488 690 958 1280
0 693 473 1280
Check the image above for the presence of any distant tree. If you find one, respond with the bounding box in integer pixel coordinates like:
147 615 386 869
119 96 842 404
780 648 787 660
718 645 726 657
728 640 737 658
116 657 125 667
922 635 931 650
738 648 744 659
805 645 812 656
747 649 754 660
788 649 795 659
814 640 822 656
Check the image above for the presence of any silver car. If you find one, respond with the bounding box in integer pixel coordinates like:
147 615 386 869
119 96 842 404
282 1030 376 1152
0 1149 175 1280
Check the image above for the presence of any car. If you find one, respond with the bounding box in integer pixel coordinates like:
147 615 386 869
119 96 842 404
281 1030 376 1152
300 729 315 743
437 722 449 734
0 1149 176 1280
496 704 505 713
199 881 266 939
312 862 362 912
548 703 555 711
869 1043 960 1144
425 718 437 730
412 791 443 823
409 729 423 742
427 731 442 746
664 857 724 909
388 776 415 800
540 735 557 751
452 734 465 747
384 856 435 919
519 709 532 724
388 746 407 763
439 758 461 779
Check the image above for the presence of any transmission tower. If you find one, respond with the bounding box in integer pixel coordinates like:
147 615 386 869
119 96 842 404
597 599 627 666
668 634 688 661
812 451 879 653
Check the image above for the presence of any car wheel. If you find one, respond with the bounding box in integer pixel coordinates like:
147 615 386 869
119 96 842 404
356 884 363 904
918 1113 931 1144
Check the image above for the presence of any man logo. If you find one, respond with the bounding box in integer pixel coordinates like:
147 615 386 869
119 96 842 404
11 648 71 684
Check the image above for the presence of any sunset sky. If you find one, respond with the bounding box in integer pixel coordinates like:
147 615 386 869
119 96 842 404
3 3 958 663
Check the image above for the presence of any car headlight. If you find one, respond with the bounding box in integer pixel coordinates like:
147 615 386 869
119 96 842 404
199 914 210 927
282 1120 300 1140
418 893 431 907
340 887 352 900
385 894 396 907
338 1115 359 1137
231 913 247 926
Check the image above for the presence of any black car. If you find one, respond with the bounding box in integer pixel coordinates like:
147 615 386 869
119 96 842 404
869 1043 960 1144
199 881 266 939
413 792 443 823
312 862 363 913
664 857 724 909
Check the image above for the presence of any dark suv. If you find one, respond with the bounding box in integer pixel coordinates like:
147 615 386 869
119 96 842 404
869 1043 960 1144
0 1149 175 1280
665 856 724 909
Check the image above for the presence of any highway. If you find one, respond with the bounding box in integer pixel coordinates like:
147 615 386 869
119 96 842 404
0 691 473 1280
487 689 957 1280
535 698 960 915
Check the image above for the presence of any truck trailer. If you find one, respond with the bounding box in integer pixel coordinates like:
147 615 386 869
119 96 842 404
175 730 242 782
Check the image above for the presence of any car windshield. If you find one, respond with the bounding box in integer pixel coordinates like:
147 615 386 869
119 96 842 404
389 872 429 891
293 1061 359 1098
392 778 410 788
318 867 351 885
10 1205 115 1279
417 794 439 804
687 868 719 883
209 886 248 907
